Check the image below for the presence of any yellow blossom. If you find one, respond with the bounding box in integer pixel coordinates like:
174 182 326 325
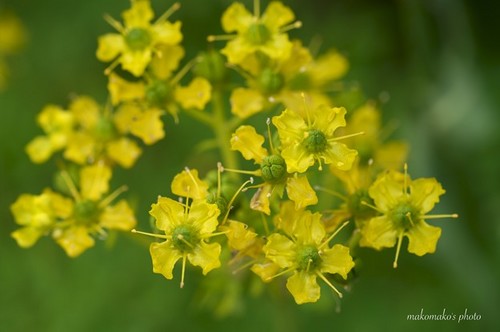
230 125 317 215
272 105 358 173
96 0 182 77
360 165 458 267
259 206 354 304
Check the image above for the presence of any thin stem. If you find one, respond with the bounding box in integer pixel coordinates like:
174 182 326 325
183 107 214 126
212 89 239 170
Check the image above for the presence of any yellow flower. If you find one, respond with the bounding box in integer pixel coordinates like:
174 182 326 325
272 105 358 173
96 0 182 77
144 197 222 287
11 164 136 257
230 125 317 215
215 1 298 65
360 165 458 267
259 206 354 304
171 168 209 200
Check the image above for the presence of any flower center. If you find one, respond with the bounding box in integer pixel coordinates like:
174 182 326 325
245 23 271 45
258 68 284 95
146 80 171 107
304 129 328 153
261 154 287 184
296 245 322 271
347 189 377 220
74 200 99 225
390 202 419 230
94 117 117 141
125 28 152 51
172 225 197 252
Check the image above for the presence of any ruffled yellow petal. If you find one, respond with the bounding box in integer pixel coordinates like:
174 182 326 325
37 104 73 135
250 184 272 215
221 220 258 251
410 178 445 214
187 200 220 236
129 108 165 145
251 262 281 282
96 33 124 61
261 1 295 31
309 50 349 84
100 200 137 230
368 170 406 212
221 37 253 65
375 141 408 171
108 73 145 105
113 103 142 134
230 125 268 163
150 44 184 79
25 136 54 163
320 244 354 279
259 33 292 61
323 142 357 171
150 241 182 280
11 227 44 248
106 137 142 168
280 41 313 78
221 2 253 33
149 196 184 232
273 200 296 234
54 226 95 258
69 96 100 129
263 233 296 268
272 109 307 145
286 271 320 304
171 169 209 200
292 210 325 245
11 193 54 227
152 21 182 45
406 221 442 256
188 241 221 275
122 0 154 28
230 88 265 118
63 132 95 164
286 175 318 210
80 164 112 201
360 216 398 250
174 77 212 110
281 144 314 174
313 105 346 137
120 49 152 77
44 189 74 218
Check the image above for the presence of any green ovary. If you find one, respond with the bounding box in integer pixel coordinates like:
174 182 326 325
74 200 99 225
390 202 419 230
304 129 328 153
245 23 271 45
296 245 322 271
172 225 198 252
125 28 151 51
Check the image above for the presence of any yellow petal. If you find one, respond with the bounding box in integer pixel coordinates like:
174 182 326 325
44 189 74 218
113 103 142 133
263 233 296 268
120 49 152 77
360 216 398 250
221 220 258 251
259 33 292 60
375 141 409 171
100 200 137 230
106 137 142 168
251 262 281 282
261 1 295 31
312 105 346 137
54 226 95 258
63 132 95 164
37 104 73 135
320 244 355 279
11 192 54 227
171 169 209 200
150 241 182 279
286 175 318 209
292 210 325 245
323 142 357 171
286 271 320 304
410 178 445 214
80 164 112 201
221 2 253 33
272 109 306 145
230 88 265 118
107 73 145 105
281 144 314 174
221 37 254 65
174 77 212 110
152 21 182 45
25 136 54 163
273 200 296 234
149 196 184 232
309 50 349 84
150 44 185 79
368 170 406 212
69 96 101 129
129 108 165 145
250 184 272 215
406 221 442 256
230 125 268 163
11 227 44 248
122 0 154 28
188 241 221 275
96 33 124 61
187 200 219 236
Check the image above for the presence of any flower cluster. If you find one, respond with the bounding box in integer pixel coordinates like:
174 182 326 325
11 0 458 308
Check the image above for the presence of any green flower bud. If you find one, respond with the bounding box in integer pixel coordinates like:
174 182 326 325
193 50 228 84
258 68 284 95
94 117 117 141
146 80 171 107
261 154 287 184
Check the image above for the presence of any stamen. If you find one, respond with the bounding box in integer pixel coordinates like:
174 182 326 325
131 229 168 239
184 194 190 219
180 253 187 288
217 162 223 198
231 259 258 274
184 167 201 194
306 259 313 272
99 185 128 208
155 2 181 25
360 201 383 213
207 34 236 42
279 21 302 33
301 92 312 127
222 178 254 224
60 169 81 201
422 214 459 220
221 167 260 176
265 267 296 281
171 57 201 86
261 213 270 235
314 186 348 201
104 58 121 76
328 131 365 142
393 232 404 268
266 118 276 153
317 272 343 298
319 221 350 249
103 14 124 32
177 234 194 249
403 163 409 196
254 0 260 17
405 212 415 227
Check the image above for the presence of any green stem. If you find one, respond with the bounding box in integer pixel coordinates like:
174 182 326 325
347 228 361 255
212 88 239 170
183 107 214 126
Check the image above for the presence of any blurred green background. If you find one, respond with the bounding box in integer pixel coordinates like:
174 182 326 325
1 0 499 331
